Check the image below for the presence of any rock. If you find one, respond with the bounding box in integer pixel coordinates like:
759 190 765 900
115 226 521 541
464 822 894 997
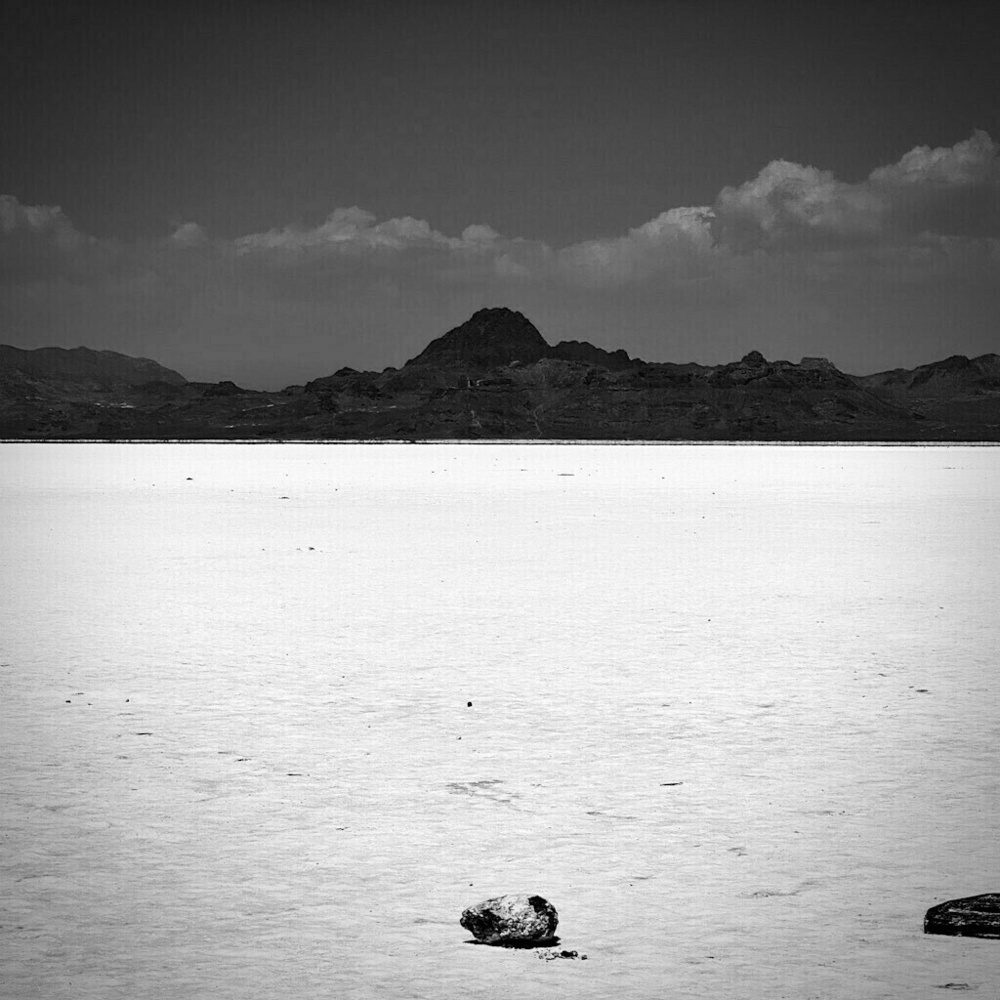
800 356 836 371
925 894 1000 938
460 894 559 946
202 379 246 397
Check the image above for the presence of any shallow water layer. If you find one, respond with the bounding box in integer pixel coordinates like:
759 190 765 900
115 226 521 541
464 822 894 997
1 443 998 999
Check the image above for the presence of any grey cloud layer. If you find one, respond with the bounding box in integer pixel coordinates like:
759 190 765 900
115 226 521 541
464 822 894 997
3 131 998 293
224 130 1000 284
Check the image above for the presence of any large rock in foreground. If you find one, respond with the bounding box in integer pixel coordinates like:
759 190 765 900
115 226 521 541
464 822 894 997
925 894 1000 938
460 894 559 946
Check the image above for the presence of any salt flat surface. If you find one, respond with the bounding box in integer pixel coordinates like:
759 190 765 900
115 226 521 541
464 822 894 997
1 442 998 1000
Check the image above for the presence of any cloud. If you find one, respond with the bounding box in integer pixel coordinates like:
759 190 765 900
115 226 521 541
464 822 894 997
0 195 93 250
555 206 715 285
460 224 502 245
232 207 506 256
711 162 886 251
711 130 1000 253
871 130 1000 240
120 131 998 292
869 129 999 187
0 195 111 284
168 221 209 247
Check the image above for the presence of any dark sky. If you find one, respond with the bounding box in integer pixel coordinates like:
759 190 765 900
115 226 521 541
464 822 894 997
3 0 999 387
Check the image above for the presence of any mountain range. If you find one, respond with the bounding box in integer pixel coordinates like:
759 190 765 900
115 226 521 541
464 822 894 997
2 308 999 440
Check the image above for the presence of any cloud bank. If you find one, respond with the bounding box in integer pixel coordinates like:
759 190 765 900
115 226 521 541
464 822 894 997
5 131 997 283
219 129 1000 283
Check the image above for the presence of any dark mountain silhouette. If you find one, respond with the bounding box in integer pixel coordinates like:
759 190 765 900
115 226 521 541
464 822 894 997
1 313 998 439
405 307 638 372
857 353 1000 396
851 353 1000 436
0 345 187 388
405 307 551 368
549 339 636 370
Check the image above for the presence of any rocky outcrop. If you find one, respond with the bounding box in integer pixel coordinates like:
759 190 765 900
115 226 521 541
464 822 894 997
460 894 559 946
925 894 1000 938
405 308 550 369
201 380 245 397
550 339 636 370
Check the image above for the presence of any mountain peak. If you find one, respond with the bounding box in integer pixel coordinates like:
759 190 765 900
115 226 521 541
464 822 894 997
405 307 550 368
469 306 523 322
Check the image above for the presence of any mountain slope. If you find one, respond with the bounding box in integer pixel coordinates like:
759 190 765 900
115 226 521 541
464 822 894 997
857 354 1000 396
0 345 188 388
855 354 1000 435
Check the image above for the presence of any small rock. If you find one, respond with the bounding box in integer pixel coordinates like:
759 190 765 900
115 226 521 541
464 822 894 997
461 894 558 946
925 894 1000 938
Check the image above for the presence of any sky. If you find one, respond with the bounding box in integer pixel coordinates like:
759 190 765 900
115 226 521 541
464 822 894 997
2 0 999 388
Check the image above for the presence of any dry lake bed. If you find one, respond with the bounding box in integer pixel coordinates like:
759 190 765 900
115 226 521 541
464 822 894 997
2 442 998 999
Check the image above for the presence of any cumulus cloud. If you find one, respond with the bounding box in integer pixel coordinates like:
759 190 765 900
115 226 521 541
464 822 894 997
711 162 886 251
869 129 999 187
556 206 715 285
232 207 507 256
711 130 1000 253
871 130 1000 240
459 223 502 246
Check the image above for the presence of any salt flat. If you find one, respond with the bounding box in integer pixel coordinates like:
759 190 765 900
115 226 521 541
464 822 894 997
1 442 998 999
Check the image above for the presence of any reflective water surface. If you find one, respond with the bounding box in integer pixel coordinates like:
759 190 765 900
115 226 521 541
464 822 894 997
2 443 998 999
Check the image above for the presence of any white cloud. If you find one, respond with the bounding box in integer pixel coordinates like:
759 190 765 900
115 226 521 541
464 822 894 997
711 131 1000 252
869 129 999 187
555 206 715 285
232 207 503 255
712 161 886 251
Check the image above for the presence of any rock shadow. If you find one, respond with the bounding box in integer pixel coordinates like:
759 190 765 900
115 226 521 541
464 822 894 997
465 936 561 949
